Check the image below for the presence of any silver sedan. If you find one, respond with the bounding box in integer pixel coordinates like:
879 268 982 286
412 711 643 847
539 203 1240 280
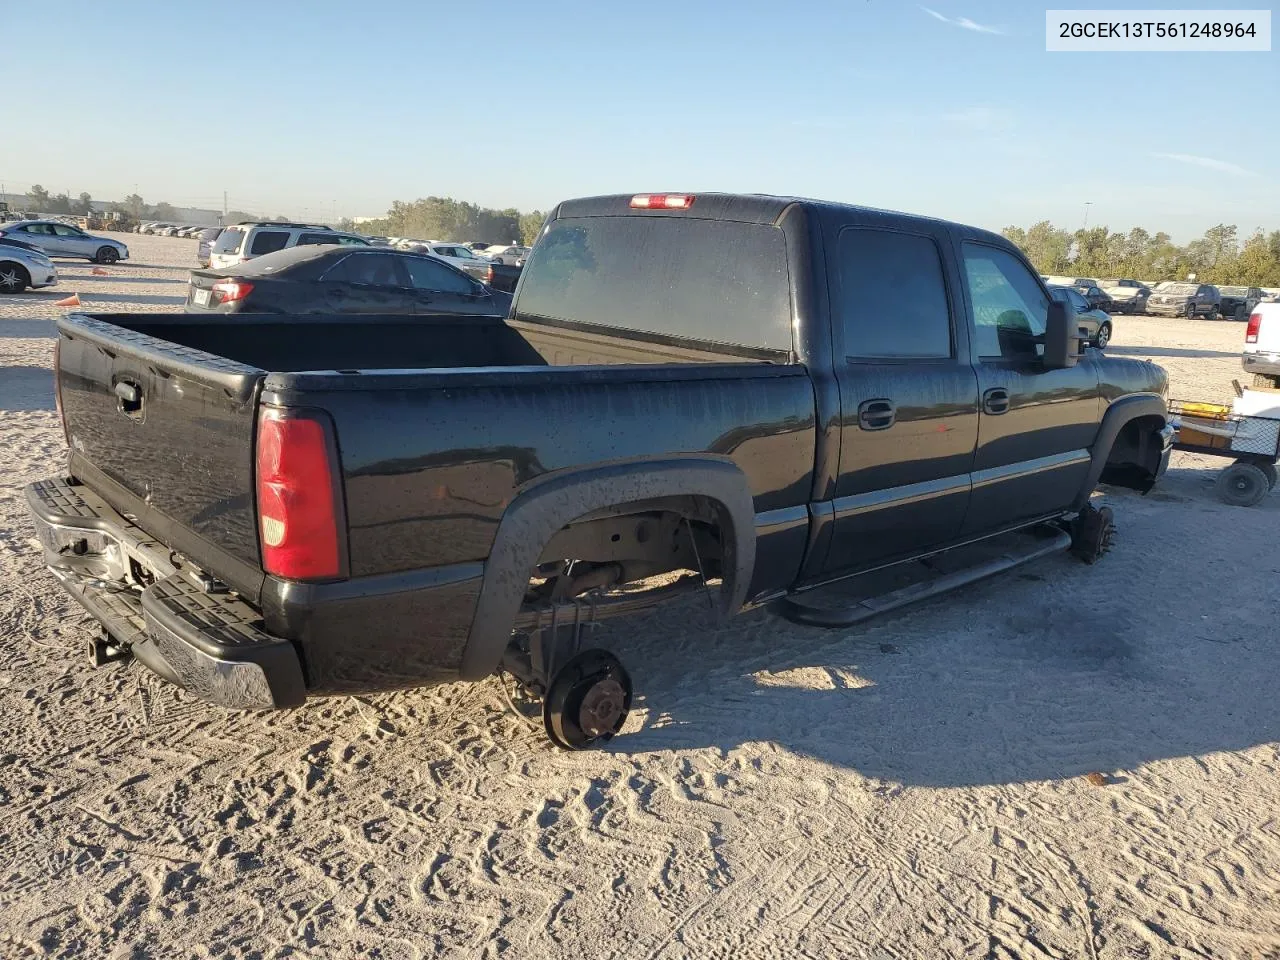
0 219 129 263
0 238 59 293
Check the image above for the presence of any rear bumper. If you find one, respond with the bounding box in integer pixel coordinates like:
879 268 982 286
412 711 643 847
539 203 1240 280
24 478 306 710
1243 352 1280 377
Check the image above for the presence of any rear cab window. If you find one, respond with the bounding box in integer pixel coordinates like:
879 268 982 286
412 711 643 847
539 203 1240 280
515 215 793 355
249 230 290 256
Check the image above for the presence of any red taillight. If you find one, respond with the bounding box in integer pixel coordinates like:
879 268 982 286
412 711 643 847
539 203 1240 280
212 280 254 304
629 194 695 210
53 338 68 444
1245 312 1262 344
255 409 345 581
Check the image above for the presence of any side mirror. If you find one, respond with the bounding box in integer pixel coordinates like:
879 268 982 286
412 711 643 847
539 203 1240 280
1043 300 1081 369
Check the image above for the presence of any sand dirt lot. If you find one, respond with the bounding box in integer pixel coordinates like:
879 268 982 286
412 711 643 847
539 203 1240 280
1 234 1279 959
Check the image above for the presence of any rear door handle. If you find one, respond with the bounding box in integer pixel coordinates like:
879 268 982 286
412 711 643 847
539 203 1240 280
857 398 896 431
983 387 1010 415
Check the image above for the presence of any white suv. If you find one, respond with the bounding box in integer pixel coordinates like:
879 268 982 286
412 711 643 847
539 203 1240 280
482 244 531 266
1244 302 1280 389
209 222 369 269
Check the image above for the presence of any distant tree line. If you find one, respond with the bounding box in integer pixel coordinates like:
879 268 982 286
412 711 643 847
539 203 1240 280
1001 221 1280 286
20 184 190 222
351 196 546 246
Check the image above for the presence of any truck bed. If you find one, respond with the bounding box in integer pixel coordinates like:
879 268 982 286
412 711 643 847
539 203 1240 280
114 313 549 371
55 312 814 616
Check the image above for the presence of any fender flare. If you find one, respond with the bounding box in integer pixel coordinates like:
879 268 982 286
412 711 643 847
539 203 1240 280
459 457 756 681
1073 393 1168 509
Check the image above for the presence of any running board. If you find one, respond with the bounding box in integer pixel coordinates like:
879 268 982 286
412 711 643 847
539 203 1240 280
778 524 1072 628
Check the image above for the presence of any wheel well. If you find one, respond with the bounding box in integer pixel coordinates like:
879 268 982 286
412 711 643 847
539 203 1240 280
0 259 30 277
1099 414 1165 491
528 494 730 605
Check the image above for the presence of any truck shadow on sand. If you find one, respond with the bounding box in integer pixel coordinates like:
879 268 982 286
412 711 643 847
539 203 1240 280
608 490 1280 786
0 318 56 339
77 293 188 306
56 274 188 286
1105 344 1241 359
0 366 56 411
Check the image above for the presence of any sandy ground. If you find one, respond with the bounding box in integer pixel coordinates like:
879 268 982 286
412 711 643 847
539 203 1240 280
1 235 1279 959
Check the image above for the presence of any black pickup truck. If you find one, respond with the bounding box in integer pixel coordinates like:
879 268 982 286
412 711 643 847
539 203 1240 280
27 192 1173 749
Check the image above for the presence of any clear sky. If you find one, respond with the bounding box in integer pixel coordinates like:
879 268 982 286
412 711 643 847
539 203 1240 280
4 0 1276 239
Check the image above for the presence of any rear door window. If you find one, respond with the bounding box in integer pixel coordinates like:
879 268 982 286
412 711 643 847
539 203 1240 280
405 257 476 294
213 228 245 254
322 253 407 287
249 230 289 255
835 228 952 359
516 216 792 352
296 233 337 246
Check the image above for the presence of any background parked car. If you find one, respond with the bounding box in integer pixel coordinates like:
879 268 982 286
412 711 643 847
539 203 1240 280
1147 281 1220 318
418 242 496 282
1048 284 1113 348
482 244 530 265
1042 274 1099 289
1217 285 1262 321
0 220 129 263
0 237 58 293
1261 288 1280 303
1099 278 1151 314
1072 283 1116 312
186 244 511 317
196 227 222 268
479 259 521 293
1243 302 1280 388
209 222 368 269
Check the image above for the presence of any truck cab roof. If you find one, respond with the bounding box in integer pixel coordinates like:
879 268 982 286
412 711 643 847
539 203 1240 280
552 192 1003 243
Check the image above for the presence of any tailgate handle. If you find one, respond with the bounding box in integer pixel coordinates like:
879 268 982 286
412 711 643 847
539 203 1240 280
115 379 143 414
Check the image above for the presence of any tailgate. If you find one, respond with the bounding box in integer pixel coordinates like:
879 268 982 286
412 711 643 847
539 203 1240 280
55 313 267 599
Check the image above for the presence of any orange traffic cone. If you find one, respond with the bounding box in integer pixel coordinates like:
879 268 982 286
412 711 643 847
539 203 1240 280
55 293 81 307
91 267 109 276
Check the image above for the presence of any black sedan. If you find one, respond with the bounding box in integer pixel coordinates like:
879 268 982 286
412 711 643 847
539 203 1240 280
1073 283 1116 313
185 244 512 316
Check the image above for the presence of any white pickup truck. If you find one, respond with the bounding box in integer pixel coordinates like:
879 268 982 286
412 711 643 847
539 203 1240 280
1099 278 1151 315
1244 302 1280 388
